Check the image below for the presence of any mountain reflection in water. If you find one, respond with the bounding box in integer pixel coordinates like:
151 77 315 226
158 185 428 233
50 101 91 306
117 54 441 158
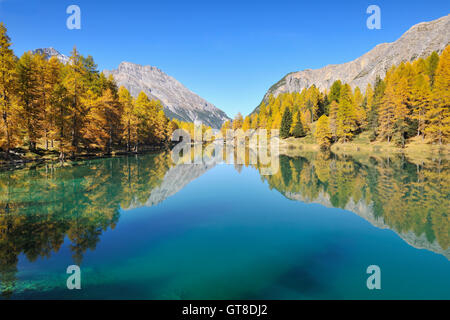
0 150 448 298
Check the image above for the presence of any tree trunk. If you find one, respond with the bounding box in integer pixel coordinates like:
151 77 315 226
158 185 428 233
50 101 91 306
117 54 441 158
108 128 112 154
127 120 131 152
3 110 10 159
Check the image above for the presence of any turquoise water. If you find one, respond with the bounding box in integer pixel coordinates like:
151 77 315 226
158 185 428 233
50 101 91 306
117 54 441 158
0 152 448 299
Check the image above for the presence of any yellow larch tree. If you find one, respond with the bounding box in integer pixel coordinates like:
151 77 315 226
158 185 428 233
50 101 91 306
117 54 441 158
315 115 332 149
426 46 450 145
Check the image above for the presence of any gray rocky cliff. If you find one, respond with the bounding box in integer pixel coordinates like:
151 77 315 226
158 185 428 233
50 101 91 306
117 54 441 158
32 48 230 128
104 62 230 128
255 14 450 113
32 47 70 64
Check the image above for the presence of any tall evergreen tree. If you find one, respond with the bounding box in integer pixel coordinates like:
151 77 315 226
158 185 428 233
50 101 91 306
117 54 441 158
280 107 292 139
118 86 137 152
353 87 367 130
53 82 70 158
250 113 258 130
221 120 231 138
378 64 413 146
426 51 440 87
155 109 168 144
378 69 399 143
291 112 306 138
328 101 339 141
426 46 450 145
83 88 122 153
0 23 18 154
44 56 63 149
322 94 330 116
242 115 251 132
328 80 342 103
232 113 244 130
336 84 357 142
368 76 385 141
258 103 267 128
16 52 41 151
315 115 332 149
63 46 88 155
411 73 431 140
133 92 166 148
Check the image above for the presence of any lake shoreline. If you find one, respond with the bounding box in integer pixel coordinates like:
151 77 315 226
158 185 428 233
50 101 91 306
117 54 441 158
279 136 450 160
3 138 449 171
0 145 170 171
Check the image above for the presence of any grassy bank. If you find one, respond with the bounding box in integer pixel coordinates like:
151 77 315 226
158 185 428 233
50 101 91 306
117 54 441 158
279 132 450 161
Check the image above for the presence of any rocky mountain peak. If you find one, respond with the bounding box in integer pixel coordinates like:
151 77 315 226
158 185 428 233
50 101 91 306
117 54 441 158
30 48 230 128
32 47 70 64
255 14 450 113
104 62 230 128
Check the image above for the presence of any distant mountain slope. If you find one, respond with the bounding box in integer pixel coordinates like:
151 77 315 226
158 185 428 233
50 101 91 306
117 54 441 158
125 162 217 209
104 62 230 128
33 47 70 64
254 14 450 113
32 48 230 128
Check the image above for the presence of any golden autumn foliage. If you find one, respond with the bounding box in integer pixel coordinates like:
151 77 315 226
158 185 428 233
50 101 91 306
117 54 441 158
315 115 332 148
240 46 449 147
426 46 450 144
222 85 328 136
0 23 177 157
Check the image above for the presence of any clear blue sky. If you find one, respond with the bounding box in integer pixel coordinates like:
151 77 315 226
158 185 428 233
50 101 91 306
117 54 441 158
0 0 448 117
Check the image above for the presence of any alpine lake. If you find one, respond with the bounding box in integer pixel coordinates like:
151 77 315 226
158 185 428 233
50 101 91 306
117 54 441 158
0 147 448 299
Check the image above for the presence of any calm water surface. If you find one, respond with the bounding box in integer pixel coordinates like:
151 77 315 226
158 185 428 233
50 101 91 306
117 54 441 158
0 151 448 299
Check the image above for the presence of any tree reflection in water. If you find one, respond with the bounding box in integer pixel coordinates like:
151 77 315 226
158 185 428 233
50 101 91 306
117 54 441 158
0 150 448 297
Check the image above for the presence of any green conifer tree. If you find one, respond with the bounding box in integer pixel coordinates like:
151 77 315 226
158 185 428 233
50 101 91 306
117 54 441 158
291 112 306 138
280 107 292 139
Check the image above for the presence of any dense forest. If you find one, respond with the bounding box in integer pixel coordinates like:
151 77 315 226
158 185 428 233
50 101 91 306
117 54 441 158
224 46 449 148
0 23 211 160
